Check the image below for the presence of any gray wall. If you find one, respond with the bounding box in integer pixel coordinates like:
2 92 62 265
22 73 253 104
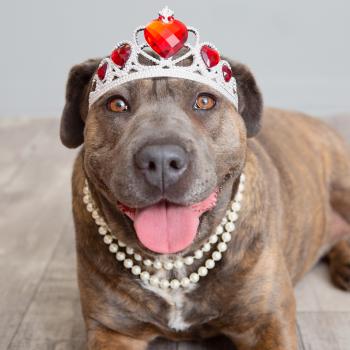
1 0 349 118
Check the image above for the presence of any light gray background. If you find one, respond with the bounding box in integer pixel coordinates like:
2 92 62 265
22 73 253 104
1 0 349 118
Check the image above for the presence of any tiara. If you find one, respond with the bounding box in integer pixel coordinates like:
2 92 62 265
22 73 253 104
89 7 238 110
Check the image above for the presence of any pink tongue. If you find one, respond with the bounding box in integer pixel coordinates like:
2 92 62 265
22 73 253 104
124 192 217 254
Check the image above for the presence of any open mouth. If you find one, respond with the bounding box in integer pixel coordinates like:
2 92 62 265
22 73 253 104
117 191 218 254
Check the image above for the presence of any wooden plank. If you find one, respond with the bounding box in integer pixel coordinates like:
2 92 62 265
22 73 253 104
148 335 235 350
8 222 86 350
0 118 77 349
295 263 350 312
149 338 178 350
297 323 306 350
297 312 350 350
0 118 55 188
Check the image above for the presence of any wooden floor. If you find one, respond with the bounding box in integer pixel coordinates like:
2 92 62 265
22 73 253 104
1 116 350 350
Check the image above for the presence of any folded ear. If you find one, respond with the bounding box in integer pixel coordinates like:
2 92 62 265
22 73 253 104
224 59 263 137
60 58 101 148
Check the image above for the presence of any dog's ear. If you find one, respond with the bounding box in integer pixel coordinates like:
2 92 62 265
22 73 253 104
224 59 263 137
60 58 101 148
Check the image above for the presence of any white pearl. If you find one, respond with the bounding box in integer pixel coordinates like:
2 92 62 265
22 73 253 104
225 222 235 233
198 266 208 276
164 261 174 270
194 250 203 259
98 226 107 235
143 259 152 267
160 279 170 289
235 192 243 202
218 242 228 252
96 217 105 226
170 279 180 289
116 252 126 261
124 258 133 269
231 202 241 212
215 226 224 235
190 273 199 283
109 243 118 253
222 232 232 242
134 254 142 261
212 251 222 261
150 276 159 286
126 247 134 255
174 260 184 269
103 235 113 244
205 259 215 269
228 211 238 222
131 265 141 275
140 271 150 281
82 172 245 289
184 256 194 265
181 277 191 287
202 243 211 252
153 260 162 269
209 235 218 244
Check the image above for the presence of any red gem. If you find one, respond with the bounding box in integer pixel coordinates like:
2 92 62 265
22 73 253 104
111 44 131 67
200 45 220 68
144 17 188 58
97 62 108 80
222 64 232 82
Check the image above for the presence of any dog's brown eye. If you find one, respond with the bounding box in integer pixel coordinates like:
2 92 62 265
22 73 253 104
108 97 129 113
194 94 216 110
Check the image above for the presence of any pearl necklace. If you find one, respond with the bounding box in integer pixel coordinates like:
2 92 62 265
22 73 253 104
82 173 245 289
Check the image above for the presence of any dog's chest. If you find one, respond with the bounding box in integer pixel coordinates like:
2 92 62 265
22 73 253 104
141 270 196 332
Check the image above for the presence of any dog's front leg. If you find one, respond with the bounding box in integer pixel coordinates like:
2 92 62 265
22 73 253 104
87 323 150 350
226 304 297 350
225 267 297 350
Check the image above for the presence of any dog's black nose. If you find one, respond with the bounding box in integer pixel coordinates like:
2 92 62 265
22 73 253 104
135 144 189 191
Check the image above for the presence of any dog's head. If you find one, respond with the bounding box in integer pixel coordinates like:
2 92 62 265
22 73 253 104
61 58 262 254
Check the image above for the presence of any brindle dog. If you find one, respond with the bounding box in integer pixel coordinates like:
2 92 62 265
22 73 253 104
60 57 350 350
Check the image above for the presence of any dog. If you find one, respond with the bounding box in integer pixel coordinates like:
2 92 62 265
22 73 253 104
60 14 350 350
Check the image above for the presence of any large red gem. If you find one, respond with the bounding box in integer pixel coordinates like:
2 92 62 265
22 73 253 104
201 45 220 68
111 44 131 67
144 17 188 58
222 64 232 82
97 62 108 80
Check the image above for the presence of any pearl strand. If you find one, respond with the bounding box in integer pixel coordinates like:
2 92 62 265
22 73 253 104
82 174 245 289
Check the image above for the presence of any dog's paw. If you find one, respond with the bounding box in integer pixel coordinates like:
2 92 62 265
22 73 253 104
329 258 350 291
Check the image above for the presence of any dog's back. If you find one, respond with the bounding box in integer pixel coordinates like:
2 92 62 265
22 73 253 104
254 108 350 282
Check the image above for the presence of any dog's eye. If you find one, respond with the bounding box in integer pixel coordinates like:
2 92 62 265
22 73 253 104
194 94 216 110
107 97 129 113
